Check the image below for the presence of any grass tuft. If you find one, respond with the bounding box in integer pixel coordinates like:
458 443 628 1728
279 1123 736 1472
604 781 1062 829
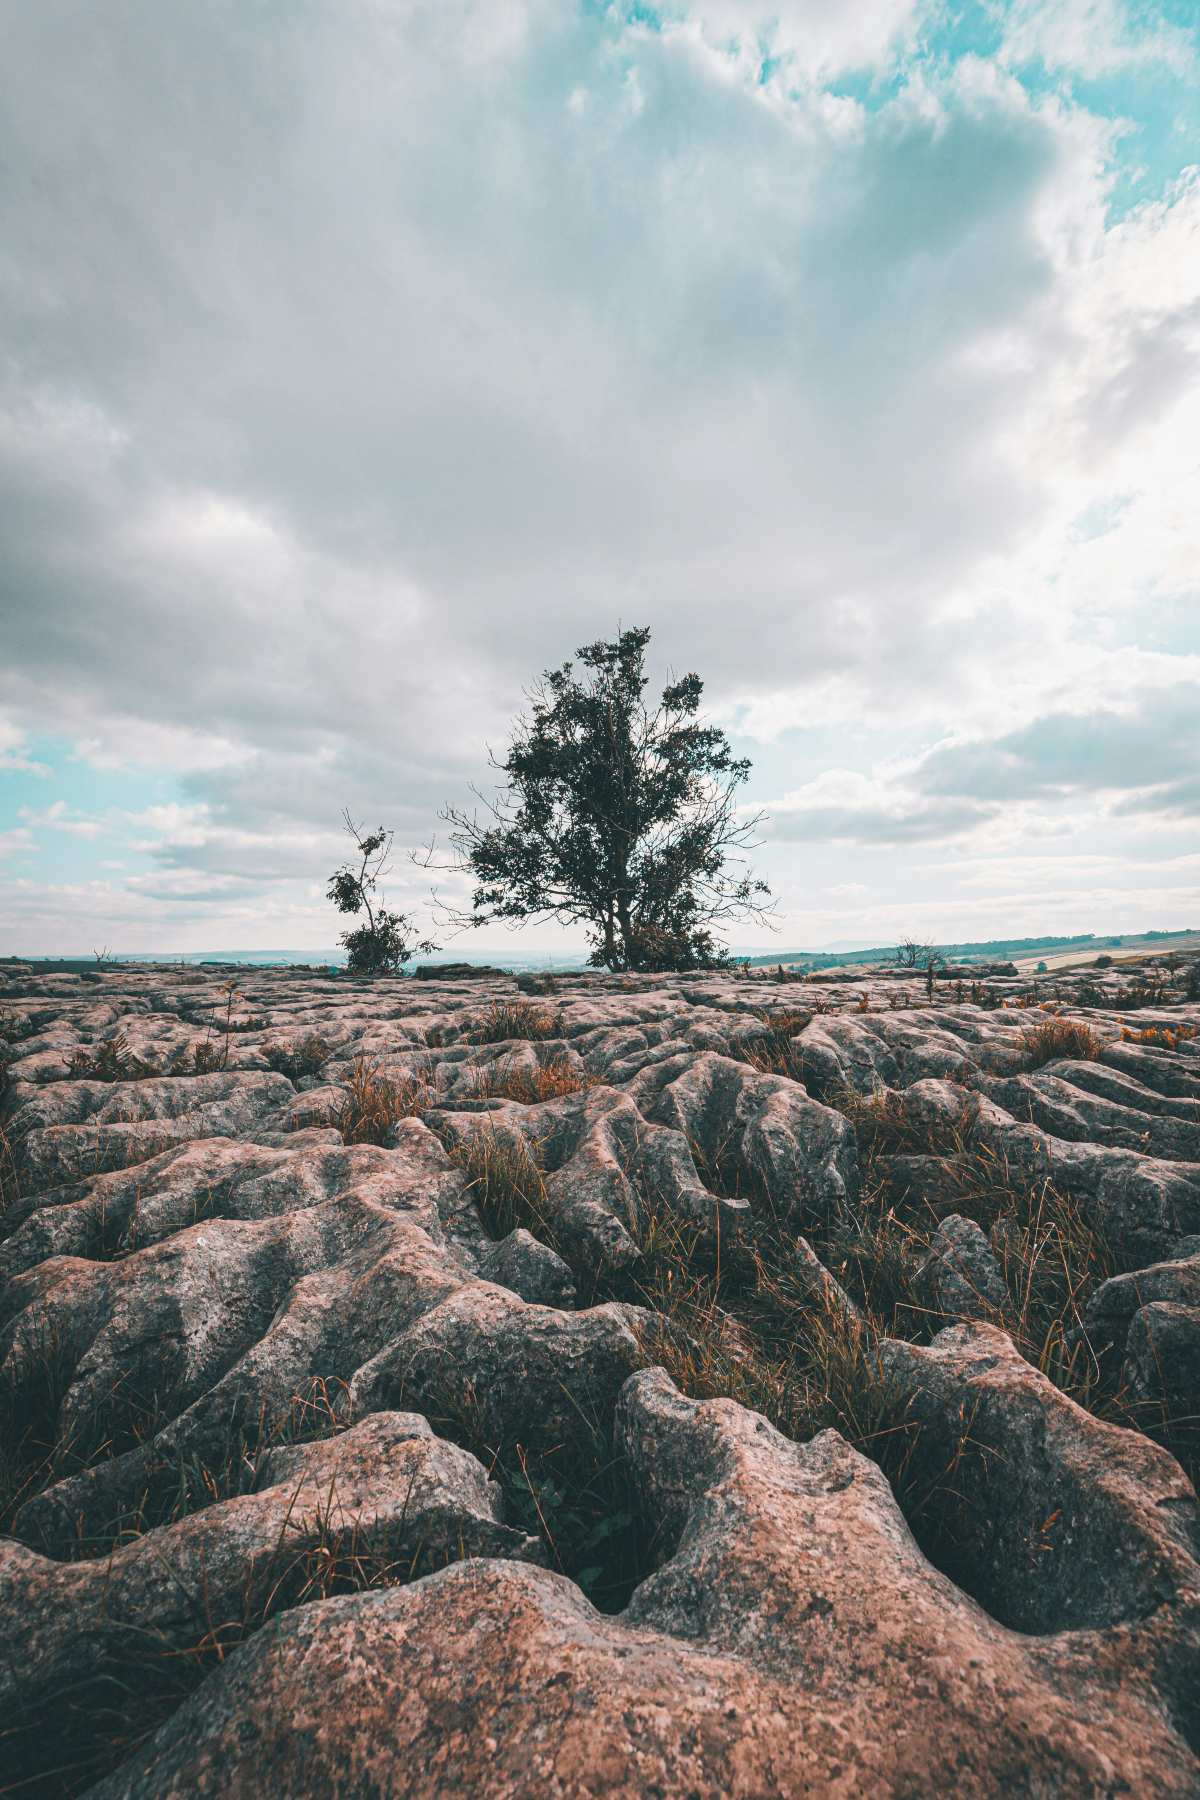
265 1034 332 1080
1018 1017 1103 1069
468 1055 589 1104
338 1058 432 1145
468 1000 564 1045
448 1128 559 1248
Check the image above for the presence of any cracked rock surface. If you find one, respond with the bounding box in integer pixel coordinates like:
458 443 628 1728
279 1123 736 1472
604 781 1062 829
2 957 1199 1795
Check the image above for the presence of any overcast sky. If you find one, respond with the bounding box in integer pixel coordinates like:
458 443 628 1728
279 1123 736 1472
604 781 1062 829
2 0 1198 957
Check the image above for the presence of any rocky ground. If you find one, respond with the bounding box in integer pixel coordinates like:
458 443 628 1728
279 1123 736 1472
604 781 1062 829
1 953 1198 1795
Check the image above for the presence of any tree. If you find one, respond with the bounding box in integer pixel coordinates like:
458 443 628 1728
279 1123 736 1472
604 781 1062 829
327 812 436 976
433 627 772 971
895 935 943 999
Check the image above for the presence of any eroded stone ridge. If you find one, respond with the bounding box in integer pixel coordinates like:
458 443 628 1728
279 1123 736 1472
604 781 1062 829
1 956 1198 1794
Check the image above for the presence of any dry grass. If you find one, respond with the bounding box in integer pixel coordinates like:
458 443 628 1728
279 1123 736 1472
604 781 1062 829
0 1118 20 1224
447 1127 560 1249
1120 1023 1199 1049
741 1009 814 1080
468 1055 589 1104
1018 1017 1103 1069
265 1033 332 1079
0 1378 457 1796
0 1314 189 1542
338 1057 432 1145
468 999 565 1044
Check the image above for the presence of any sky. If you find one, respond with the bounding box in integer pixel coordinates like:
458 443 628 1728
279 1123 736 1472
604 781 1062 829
1 0 1198 958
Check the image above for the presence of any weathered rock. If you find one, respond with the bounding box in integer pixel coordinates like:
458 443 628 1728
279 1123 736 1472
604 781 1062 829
1085 1243 1200 1358
90 1369 1200 1797
2 960 1197 1796
1124 1299 1200 1418
0 1411 540 1781
477 1227 577 1307
919 1213 1011 1323
880 1322 1200 1635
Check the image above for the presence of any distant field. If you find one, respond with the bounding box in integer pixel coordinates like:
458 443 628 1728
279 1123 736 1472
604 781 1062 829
1011 931 1200 974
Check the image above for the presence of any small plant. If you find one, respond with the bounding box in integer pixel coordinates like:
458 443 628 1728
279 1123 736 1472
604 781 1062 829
1018 1018 1103 1069
0 1007 28 1044
741 1009 813 1080
265 1034 332 1080
172 982 243 1075
66 1033 157 1082
327 811 436 977
469 1056 589 1104
1120 1023 1199 1050
468 999 564 1044
448 1128 557 1247
188 1040 223 1074
338 1058 432 1145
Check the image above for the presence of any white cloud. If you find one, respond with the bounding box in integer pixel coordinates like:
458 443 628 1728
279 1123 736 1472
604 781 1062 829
0 717 49 776
18 801 103 838
998 0 1197 78
0 2 1196 950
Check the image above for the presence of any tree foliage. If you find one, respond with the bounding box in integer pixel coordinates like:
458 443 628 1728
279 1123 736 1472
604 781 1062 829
327 812 435 976
435 627 771 971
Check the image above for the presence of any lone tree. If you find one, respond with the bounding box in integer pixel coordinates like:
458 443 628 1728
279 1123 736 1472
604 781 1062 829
435 627 771 972
895 935 943 999
327 812 436 976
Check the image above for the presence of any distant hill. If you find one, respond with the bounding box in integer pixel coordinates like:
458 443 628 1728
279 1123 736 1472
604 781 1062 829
741 928 1198 971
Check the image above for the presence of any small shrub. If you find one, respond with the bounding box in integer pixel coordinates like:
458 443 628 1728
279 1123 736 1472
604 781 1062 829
327 812 436 976
339 1058 432 1145
66 1033 157 1082
172 1037 229 1076
741 1009 813 1080
0 1007 31 1043
1018 1018 1102 1069
468 999 564 1044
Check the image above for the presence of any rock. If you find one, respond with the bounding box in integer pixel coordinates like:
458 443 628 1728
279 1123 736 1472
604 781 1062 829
90 1369 1199 1798
1084 1244 1200 1359
413 963 511 980
0 1411 540 1787
919 1213 1010 1323
1124 1299 1200 1419
3 960 1198 1796
879 1322 1200 1635
477 1227 577 1307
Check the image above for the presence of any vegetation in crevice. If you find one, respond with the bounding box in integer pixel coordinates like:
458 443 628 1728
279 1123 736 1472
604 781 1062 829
337 1057 433 1145
466 999 565 1045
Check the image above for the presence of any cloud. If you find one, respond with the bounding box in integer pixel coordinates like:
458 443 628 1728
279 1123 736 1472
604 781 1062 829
0 718 49 776
998 0 1198 78
760 770 999 845
19 801 104 838
0 1 1196 949
647 0 922 77
914 685 1200 809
